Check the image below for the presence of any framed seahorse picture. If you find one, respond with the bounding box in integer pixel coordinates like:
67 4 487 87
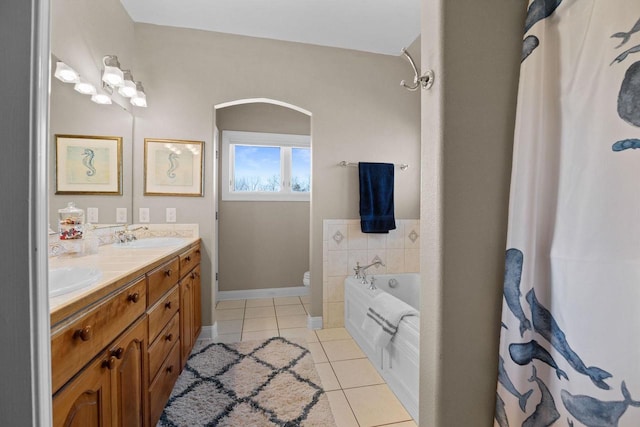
143 138 204 196
55 134 122 195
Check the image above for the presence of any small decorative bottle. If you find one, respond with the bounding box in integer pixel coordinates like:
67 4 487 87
58 202 84 240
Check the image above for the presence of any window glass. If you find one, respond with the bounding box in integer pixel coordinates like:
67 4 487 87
291 147 311 192
233 145 281 192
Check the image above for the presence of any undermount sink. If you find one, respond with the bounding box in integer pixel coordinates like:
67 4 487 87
49 267 102 297
112 237 186 249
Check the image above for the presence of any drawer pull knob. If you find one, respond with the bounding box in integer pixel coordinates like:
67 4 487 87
165 301 172 310
166 365 173 374
190 271 199 279
112 347 124 359
102 356 116 370
127 292 140 303
74 326 92 341
196 250 200 255
165 333 173 342
164 269 172 277
185 256 191 262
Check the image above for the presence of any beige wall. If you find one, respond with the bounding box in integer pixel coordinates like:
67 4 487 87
216 103 311 291
419 0 527 426
132 25 421 324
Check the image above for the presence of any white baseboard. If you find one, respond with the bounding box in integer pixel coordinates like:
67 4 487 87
307 316 323 330
217 286 309 301
197 325 215 341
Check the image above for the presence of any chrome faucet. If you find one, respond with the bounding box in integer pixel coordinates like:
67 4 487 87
115 225 148 243
368 276 377 290
354 260 385 284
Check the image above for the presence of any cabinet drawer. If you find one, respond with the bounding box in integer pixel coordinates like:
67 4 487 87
147 257 179 306
51 277 146 394
179 244 201 279
148 340 181 426
148 285 179 343
148 313 179 382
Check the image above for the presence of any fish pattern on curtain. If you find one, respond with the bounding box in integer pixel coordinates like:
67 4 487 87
496 1 640 426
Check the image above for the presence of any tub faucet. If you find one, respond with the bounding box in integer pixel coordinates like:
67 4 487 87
368 276 377 290
355 260 385 284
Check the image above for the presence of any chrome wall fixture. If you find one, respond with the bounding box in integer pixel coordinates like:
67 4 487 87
53 55 147 107
400 48 434 91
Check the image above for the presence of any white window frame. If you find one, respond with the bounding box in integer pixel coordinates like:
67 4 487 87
221 130 311 201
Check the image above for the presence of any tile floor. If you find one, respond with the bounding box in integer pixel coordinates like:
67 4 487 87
214 297 417 427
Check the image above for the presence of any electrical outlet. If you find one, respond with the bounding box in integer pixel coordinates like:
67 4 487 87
87 207 99 223
116 208 127 223
166 208 176 223
139 208 150 223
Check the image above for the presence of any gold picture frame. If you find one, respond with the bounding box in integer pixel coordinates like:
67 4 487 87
144 138 204 196
55 134 122 195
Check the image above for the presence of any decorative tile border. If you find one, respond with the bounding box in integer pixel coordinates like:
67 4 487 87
48 223 199 257
322 219 420 328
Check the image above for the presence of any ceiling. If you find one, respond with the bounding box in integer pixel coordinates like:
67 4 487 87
119 0 421 56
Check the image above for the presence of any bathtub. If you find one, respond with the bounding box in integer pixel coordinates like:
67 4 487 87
344 273 420 421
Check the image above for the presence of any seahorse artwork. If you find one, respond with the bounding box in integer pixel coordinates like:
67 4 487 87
82 148 96 177
167 152 179 179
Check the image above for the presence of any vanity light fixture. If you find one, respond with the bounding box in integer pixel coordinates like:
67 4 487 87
130 81 147 108
54 61 79 83
91 91 112 105
118 70 137 98
102 55 124 87
73 80 97 95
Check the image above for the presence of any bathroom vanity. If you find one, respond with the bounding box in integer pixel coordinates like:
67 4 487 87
50 238 201 427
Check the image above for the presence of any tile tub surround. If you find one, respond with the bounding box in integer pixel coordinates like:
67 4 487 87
48 223 199 257
322 219 420 328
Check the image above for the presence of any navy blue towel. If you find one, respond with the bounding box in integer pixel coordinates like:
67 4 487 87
359 162 396 233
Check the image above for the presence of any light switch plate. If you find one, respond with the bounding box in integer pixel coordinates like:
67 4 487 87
166 208 176 223
87 207 99 223
116 208 127 223
139 208 150 223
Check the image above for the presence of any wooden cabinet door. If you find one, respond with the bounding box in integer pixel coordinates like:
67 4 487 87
179 277 194 365
191 266 202 340
110 317 147 427
52 353 113 427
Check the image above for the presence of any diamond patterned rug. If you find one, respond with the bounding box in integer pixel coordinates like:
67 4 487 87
157 337 336 427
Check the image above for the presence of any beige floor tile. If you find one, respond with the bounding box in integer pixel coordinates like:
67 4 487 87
321 339 365 361
242 330 279 341
307 342 328 363
216 299 246 309
216 319 243 334
243 317 278 332
277 314 308 329
326 390 359 427
274 296 302 305
314 363 341 391
275 304 306 316
244 306 276 319
316 327 352 342
246 298 274 307
279 327 318 343
344 384 412 427
212 333 241 343
383 421 418 427
300 295 311 304
331 358 384 389
215 308 244 321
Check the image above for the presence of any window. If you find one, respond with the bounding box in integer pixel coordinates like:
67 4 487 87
221 131 311 201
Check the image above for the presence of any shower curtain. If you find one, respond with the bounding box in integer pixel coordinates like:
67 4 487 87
496 1 640 426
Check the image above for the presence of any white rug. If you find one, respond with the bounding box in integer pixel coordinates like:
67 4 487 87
157 337 336 427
